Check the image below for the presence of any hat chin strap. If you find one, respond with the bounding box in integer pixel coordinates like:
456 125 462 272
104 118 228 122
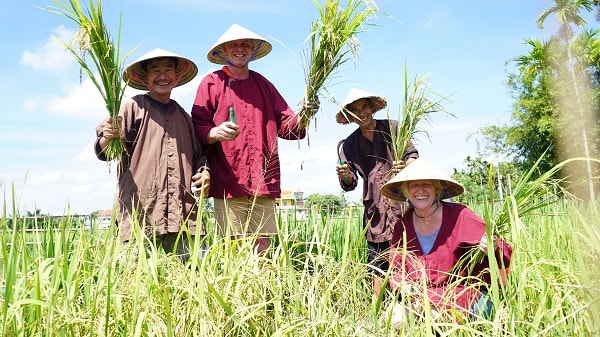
248 40 264 61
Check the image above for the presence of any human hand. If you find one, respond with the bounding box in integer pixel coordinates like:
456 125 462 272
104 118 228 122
387 302 409 330
191 169 210 197
391 160 406 176
100 116 122 140
210 121 239 142
301 96 320 115
336 163 352 183
478 234 498 253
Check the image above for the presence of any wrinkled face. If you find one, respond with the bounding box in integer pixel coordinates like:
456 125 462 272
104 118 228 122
405 179 438 209
222 39 256 67
346 98 374 126
143 57 177 97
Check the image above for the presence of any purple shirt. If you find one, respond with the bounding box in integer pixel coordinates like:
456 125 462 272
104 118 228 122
191 69 305 199
389 202 512 312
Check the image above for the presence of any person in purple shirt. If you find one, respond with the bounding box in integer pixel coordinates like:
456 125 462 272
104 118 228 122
381 157 512 326
191 24 319 253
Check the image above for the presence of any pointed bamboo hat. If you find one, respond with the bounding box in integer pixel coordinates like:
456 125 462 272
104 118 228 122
335 88 387 125
381 157 465 201
207 23 272 65
123 48 198 90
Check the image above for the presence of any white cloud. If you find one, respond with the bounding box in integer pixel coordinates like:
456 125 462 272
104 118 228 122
42 77 106 120
20 26 75 71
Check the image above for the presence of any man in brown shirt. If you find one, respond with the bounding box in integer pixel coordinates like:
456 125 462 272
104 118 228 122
95 48 210 262
335 88 419 297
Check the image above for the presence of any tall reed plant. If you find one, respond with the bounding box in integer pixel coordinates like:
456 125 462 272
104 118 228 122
2 184 599 335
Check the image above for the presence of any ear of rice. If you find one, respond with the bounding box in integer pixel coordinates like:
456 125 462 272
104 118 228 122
389 65 453 162
301 0 379 128
43 0 135 169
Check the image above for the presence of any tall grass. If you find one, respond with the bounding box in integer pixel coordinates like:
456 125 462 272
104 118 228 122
1 189 599 335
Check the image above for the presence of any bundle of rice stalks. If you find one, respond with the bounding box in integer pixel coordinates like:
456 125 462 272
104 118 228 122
301 0 379 128
389 66 452 162
44 0 133 168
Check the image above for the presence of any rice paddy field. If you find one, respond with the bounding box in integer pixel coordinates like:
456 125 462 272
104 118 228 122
1 196 599 336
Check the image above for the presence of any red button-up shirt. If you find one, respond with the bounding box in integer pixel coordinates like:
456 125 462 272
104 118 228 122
191 69 305 199
389 202 512 312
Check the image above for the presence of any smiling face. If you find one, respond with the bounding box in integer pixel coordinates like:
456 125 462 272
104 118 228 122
222 39 256 68
346 98 375 128
143 57 177 103
403 179 442 210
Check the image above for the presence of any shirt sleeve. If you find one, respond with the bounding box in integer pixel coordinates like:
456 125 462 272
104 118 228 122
403 139 419 161
191 74 219 143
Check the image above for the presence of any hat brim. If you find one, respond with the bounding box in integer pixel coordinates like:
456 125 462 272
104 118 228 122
381 157 465 201
381 179 465 201
335 95 387 125
206 24 272 65
207 40 272 65
123 49 198 90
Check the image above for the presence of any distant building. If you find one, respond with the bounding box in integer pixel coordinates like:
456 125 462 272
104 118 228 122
276 189 306 222
88 209 113 230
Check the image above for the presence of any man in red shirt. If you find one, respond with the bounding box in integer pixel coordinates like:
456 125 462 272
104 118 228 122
191 24 318 253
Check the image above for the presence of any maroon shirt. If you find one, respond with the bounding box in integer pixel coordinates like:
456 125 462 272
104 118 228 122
339 119 419 243
389 202 512 312
191 69 305 199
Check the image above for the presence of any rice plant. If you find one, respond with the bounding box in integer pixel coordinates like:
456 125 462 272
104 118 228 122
1 180 599 335
388 65 453 162
42 0 136 168
301 0 379 128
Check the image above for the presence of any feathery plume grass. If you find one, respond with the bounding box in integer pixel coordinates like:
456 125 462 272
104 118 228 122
301 0 379 128
43 0 134 168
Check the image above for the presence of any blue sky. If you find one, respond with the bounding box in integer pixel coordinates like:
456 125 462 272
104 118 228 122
1 0 591 215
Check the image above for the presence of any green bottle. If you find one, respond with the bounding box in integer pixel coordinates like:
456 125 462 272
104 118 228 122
229 106 237 124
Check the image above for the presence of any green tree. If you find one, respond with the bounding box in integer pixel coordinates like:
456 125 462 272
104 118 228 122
475 2 600 200
537 0 599 200
305 193 344 216
452 156 518 204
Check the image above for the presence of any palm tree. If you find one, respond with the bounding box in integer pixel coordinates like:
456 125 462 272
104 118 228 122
537 0 597 201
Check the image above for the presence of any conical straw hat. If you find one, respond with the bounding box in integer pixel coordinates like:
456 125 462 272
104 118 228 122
335 88 387 125
123 48 198 90
207 23 272 65
381 157 465 201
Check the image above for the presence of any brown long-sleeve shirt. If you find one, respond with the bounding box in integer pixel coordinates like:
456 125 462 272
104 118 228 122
339 119 419 243
95 94 208 241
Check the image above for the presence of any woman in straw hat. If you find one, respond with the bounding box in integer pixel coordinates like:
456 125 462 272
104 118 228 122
335 88 419 298
191 24 319 254
95 48 210 263
381 157 512 325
